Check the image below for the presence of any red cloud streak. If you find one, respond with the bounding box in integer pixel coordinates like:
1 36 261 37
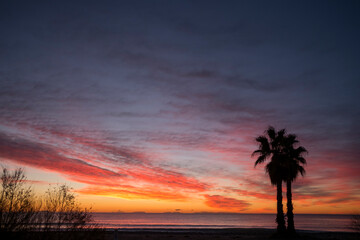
204 195 250 211
0 132 209 199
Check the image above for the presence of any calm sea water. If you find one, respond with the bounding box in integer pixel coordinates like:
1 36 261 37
92 213 354 232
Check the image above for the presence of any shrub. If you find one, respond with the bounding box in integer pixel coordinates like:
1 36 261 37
42 184 93 231
0 168 105 240
0 168 39 232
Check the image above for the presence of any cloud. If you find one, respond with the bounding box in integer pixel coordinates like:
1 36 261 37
0 132 124 182
77 186 189 201
0 129 210 197
124 166 209 192
232 189 273 200
204 195 250 212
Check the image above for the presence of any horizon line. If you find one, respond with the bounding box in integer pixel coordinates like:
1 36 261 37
91 211 356 215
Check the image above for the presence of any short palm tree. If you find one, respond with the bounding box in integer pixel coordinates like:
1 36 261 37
252 126 287 233
283 134 307 234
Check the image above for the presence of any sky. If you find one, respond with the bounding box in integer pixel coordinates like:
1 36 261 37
0 0 359 214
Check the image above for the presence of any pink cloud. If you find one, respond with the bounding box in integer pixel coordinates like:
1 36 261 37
204 195 250 211
0 131 210 198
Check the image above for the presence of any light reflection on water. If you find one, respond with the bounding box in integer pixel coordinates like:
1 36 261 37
92 213 353 232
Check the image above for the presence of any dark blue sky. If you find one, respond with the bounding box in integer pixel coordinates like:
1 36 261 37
0 0 359 213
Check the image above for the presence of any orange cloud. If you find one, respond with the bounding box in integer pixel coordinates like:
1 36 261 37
77 186 189 201
233 189 273 200
204 195 250 212
123 166 209 192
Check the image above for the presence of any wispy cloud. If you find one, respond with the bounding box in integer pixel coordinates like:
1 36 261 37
77 186 189 201
0 128 210 201
204 195 250 211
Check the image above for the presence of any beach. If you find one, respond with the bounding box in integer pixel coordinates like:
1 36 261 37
2 227 358 240
106 228 358 240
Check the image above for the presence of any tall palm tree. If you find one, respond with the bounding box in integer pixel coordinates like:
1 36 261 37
252 126 287 233
283 134 307 234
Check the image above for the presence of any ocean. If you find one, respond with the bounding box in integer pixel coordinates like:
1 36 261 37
92 213 354 232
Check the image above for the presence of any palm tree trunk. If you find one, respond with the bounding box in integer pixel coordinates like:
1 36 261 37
287 180 295 233
276 181 286 233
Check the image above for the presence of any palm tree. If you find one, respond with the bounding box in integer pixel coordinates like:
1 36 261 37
283 134 307 234
252 126 287 233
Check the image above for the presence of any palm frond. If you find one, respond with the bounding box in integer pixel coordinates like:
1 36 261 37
295 146 308 155
255 155 267 167
251 149 262 157
278 128 286 139
266 126 276 140
255 135 268 144
296 156 307 165
286 134 298 145
255 136 270 152
298 165 306 176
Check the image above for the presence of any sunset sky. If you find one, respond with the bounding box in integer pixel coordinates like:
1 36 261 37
0 1 359 214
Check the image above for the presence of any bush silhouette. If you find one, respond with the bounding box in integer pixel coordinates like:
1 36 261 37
0 168 104 240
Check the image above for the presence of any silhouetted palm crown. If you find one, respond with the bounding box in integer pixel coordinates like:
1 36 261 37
252 127 287 185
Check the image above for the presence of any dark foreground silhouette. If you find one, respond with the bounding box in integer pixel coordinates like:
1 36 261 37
105 228 360 240
4 228 358 240
252 126 307 236
0 168 103 240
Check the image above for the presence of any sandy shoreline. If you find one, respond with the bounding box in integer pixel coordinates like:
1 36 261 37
3 228 358 240
107 228 358 240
